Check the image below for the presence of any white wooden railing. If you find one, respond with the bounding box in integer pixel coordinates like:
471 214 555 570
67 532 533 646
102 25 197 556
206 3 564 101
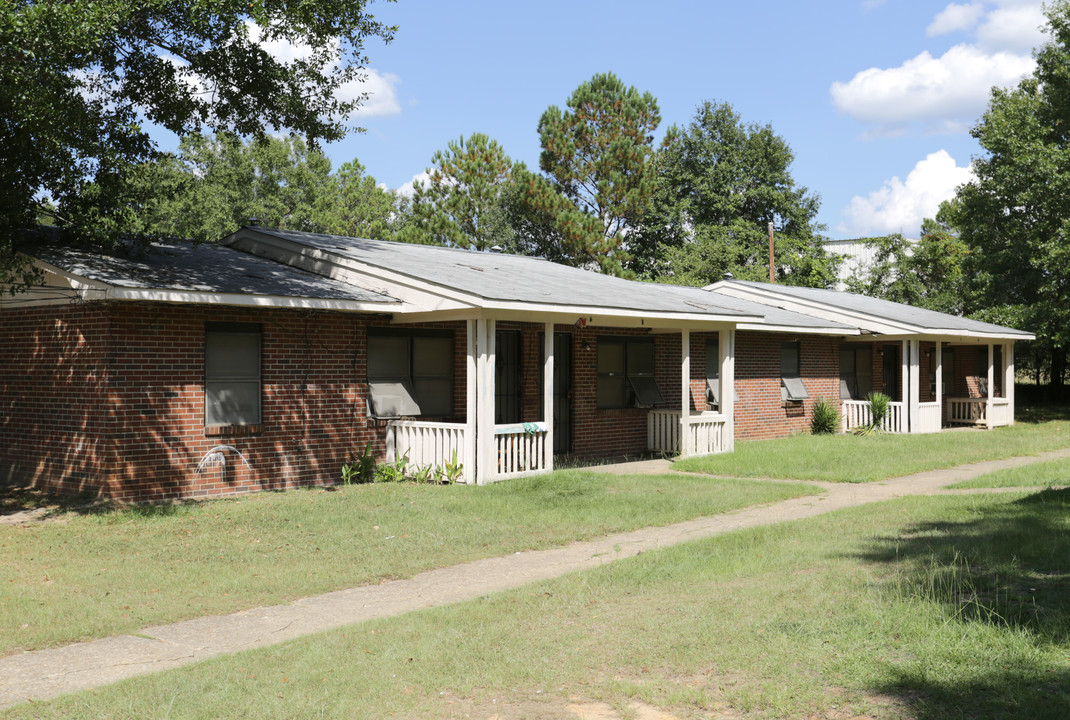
841 400 905 433
989 398 1011 427
386 420 472 483
386 420 552 483
494 423 549 480
947 397 986 426
648 410 728 457
917 401 942 434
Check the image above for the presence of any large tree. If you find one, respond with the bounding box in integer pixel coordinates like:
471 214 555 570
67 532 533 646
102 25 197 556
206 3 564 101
647 100 835 287
0 0 396 288
134 133 406 241
953 1 1070 386
531 72 662 275
845 203 971 316
399 133 515 250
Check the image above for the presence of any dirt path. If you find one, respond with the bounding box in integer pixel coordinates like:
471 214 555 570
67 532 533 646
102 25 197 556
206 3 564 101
2 448 1068 711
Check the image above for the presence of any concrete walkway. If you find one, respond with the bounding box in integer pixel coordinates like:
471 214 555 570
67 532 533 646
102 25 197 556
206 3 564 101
2 448 1069 709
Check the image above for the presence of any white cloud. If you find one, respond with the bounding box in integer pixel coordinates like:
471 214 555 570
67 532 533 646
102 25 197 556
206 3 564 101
927 3 984 36
832 1 1045 135
246 20 401 119
830 43 1035 134
396 171 431 198
975 4 1048 52
343 69 402 117
838 150 974 236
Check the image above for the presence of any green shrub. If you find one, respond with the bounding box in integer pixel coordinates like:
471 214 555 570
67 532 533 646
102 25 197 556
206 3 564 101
855 391 892 436
810 397 841 434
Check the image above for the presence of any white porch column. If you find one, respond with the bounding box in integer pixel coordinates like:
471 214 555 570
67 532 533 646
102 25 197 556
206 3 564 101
543 321 555 472
935 340 943 429
986 342 995 429
719 327 736 453
900 340 910 432
908 339 921 434
1006 342 1015 426
680 329 691 457
465 319 477 484
475 319 496 484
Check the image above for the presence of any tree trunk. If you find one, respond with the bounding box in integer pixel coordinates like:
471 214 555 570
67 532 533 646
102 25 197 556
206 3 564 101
1051 346 1066 388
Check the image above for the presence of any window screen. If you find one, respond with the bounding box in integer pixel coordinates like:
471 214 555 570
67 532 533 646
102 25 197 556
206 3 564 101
205 323 261 426
367 329 453 417
780 341 809 402
597 337 663 409
839 346 873 400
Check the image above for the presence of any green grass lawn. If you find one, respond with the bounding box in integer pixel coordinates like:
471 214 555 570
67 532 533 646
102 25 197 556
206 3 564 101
0 471 816 656
12 489 1068 719
949 457 1070 489
675 410 1070 482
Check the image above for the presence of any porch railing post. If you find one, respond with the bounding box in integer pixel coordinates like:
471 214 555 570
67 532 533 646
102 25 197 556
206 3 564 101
680 329 691 457
1006 342 1015 426
901 339 910 433
465 318 477 484
986 342 994 429
935 340 943 430
543 321 554 473
720 327 735 453
475 318 496 484
908 339 921 434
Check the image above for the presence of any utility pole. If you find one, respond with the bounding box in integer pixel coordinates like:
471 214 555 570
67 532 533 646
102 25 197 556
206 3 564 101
768 221 775 283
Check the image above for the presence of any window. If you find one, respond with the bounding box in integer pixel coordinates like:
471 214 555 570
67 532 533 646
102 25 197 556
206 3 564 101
839 345 872 400
367 329 453 418
205 323 261 427
780 341 809 402
597 337 664 409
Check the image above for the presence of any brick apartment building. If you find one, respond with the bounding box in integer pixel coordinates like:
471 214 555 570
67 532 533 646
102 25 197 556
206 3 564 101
0 227 1033 501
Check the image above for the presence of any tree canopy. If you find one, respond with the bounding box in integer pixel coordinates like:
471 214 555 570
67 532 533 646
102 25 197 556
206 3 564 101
0 0 396 288
845 202 970 316
952 1 1070 385
399 133 515 250
647 101 835 287
131 133 404 241
530 72 662 275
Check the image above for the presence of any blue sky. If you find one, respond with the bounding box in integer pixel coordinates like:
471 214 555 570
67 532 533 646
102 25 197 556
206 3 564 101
197 1 1053 240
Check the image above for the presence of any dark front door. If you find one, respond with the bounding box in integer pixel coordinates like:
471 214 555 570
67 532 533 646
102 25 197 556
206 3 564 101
883 344 899 400
553 333 572 455
537 332 573 454
495 330 521 424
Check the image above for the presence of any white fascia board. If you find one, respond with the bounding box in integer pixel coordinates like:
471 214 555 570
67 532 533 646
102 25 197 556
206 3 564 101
735 322 860 336
30 258 112 291
227 232 476 313
475 300 758 324
102 288 398 312
707 282 921 335
398 306 753 329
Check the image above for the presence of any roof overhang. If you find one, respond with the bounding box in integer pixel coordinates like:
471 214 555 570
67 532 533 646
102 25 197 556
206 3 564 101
2 257 400 313
226 228 761 326
706 281 1034 341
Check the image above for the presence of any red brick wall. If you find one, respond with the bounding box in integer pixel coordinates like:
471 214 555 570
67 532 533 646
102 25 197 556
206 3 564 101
734 331 840 441
1 302 384 501
0 304 116 495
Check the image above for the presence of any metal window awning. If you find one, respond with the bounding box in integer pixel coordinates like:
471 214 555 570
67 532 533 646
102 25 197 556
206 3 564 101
628 375 665 406
781 376 809 402
368 381 421 418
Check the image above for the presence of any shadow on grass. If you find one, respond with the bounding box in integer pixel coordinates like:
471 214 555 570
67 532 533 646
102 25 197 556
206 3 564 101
856 489 1070 719
1017 403 1070 424
0 484 184 521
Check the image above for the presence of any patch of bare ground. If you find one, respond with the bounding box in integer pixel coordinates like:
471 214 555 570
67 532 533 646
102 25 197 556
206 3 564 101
431 693 690 720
